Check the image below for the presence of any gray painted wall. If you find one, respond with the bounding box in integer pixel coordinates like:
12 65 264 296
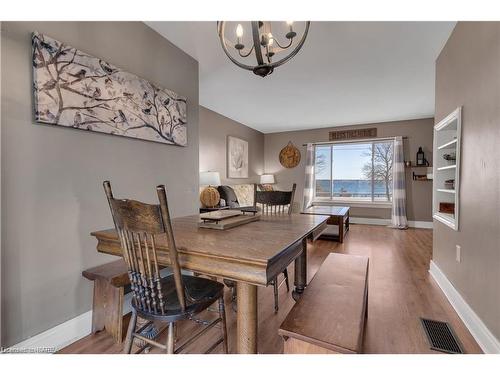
264 118 434 220
1 21 199 346
434 22 500 341
199 106 264 185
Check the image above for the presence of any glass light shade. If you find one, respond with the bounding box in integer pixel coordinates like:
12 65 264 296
200 171 221 186
268 33 274 46
236 24 243 38
260 174 275 184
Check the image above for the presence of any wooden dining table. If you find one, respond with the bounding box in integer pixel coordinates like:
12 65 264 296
91 212 328 354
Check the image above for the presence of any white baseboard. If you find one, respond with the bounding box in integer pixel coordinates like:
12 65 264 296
9 311 92 353
429 260 500 354
10 292 134 353
7 266 178 353
350 217 433 229
408 220 433 229
350 217 390 226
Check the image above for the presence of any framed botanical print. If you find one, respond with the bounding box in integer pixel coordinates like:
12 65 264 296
227 136 248 178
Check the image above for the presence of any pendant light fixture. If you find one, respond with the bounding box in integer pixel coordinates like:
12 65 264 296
217 21 310 77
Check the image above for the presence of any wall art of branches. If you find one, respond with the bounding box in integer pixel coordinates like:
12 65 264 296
32 32 188 146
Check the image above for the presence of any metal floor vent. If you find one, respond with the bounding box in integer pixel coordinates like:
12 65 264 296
420 318 464 354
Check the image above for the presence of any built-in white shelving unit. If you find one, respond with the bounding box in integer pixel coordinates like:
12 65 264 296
433 107 462 230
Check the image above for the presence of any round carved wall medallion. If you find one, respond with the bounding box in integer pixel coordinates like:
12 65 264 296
279 141 301 168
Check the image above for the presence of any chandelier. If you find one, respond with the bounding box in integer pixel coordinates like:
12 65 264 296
217 21 310 77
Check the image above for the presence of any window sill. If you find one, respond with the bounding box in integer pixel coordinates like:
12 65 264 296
312 199 392 209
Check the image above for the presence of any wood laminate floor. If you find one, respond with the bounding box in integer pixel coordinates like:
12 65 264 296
59 224 482 354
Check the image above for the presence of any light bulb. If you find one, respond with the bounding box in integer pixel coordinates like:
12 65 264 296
236 24 243 38
286 20 294 26
268 33 274 46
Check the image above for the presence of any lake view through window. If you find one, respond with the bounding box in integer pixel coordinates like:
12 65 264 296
314 141 394 203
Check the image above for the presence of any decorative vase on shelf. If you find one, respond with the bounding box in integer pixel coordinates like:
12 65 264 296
416 147 425 166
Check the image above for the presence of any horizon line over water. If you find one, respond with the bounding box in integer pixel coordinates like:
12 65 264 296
316 179 392 197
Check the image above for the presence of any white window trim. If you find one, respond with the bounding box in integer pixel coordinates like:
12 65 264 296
312 139 394 207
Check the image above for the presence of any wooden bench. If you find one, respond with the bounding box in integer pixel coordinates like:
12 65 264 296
82 259 130 343
279 253 369 354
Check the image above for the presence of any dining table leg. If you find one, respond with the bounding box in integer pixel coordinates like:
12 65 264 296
292 237 308 301
236 282 258 354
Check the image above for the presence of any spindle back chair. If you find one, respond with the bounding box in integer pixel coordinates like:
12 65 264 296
103 181 228 354
255 183 296 215
104 181 185 315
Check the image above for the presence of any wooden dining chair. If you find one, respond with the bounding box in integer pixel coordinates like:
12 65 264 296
255 183 297 312
103 181 228 354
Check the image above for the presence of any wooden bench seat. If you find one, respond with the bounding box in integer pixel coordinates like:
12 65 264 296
82 259 130 343
279 253 369 354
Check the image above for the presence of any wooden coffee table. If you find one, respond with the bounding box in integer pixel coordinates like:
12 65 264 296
301 206 350 243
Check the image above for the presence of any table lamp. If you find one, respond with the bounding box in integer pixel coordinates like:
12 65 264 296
199 171 221 208
260 174 275 191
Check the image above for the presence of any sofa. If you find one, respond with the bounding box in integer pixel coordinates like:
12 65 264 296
199 183 255 209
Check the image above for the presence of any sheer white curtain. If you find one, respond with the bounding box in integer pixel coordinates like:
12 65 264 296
390 136 408 229
302 143 314 210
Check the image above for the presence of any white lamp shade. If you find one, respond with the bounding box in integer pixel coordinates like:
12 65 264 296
200 171 221 186
260 174 275 184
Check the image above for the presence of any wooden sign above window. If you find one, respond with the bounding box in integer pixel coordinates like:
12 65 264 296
329 128 377 141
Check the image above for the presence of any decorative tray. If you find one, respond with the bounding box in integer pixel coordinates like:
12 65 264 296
198 211 261 230
199 210 243 222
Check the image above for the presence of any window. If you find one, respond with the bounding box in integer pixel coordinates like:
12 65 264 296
314 141 394 203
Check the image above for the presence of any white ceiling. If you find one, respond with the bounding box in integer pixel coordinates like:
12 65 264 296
146 21 455 133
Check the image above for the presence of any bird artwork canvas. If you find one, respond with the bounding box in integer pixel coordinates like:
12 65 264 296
227 136 248 178
32 32 188 146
